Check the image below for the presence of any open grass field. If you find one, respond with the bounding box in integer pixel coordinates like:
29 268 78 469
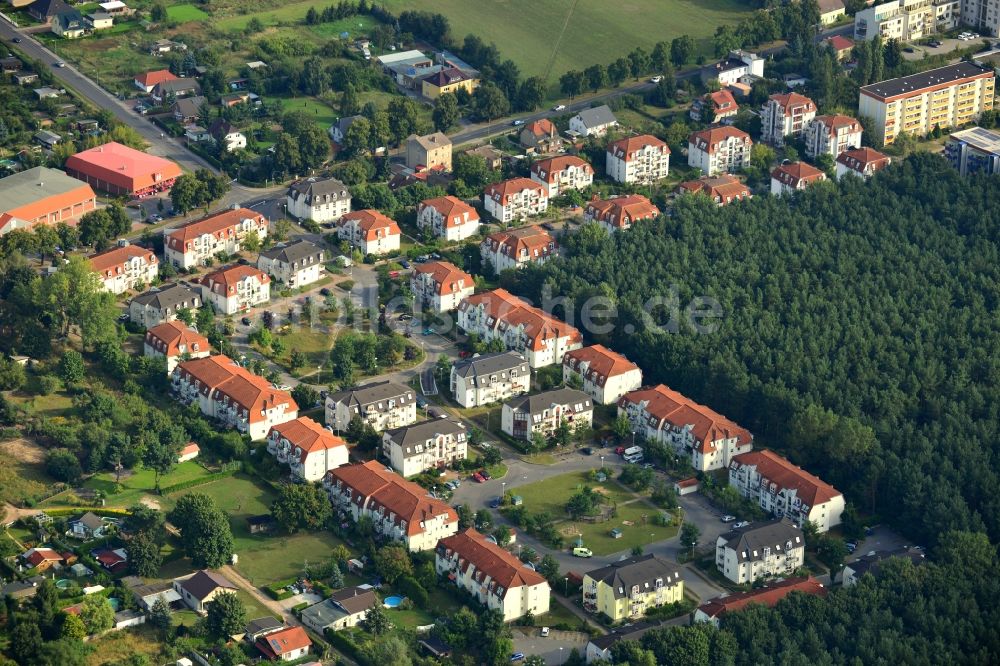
166 3 210 22
0 438 53 506
39 461 212 509
56 36 164 94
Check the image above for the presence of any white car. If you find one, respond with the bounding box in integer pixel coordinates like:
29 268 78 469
734 521 750 528
540 627 550 637
721 515 736 522
552 104 566 111
650 75 663 83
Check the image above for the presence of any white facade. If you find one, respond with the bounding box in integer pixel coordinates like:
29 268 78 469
562 346 643 405
760 94 817 147
256 240 325 289
266 418 348 482
416 197 480 242
324 381 417 433
501 388 594 441
963 0 1000 36
483 178 548 224
450 352 531 408
381 419 468 478
199 268 270 315
605 136 671 185
854 0 961 41
128 285 202 328
336 210 401 256
716 522 805 584
529 156 595 196
714 50 765 87
409 261 474 313
803 115 863 158
90 244 159 296
286 177 351 224
164 209 269 270
687 128 752 176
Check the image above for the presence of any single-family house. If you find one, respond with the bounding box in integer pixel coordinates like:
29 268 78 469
208 119 246 152
51 10 86 39
421 67 479 99
84 12 114 30
173 570 237 612
151 78 201 105
178 442 200 463
710 50 765 87
244 616 284 643
465 145 504 170
34 130 61 150
519 118 563 153
29 0 72 24
172 96 206 124
691 90 740 124
825 35 855 61
569 105 618 137
818 0 846 25
130 581 182 612
134 69 177 93
255 625 312 661
301 586 377 633
20 548 64 571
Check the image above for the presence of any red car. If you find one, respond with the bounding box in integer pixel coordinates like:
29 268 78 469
472 472 485 483
459 351 471 359
615 446 626 455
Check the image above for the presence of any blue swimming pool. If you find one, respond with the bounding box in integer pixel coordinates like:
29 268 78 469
55 579 72 590
108 597 121 611
383 595 405 608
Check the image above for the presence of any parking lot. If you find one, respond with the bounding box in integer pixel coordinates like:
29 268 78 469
511 627 589 665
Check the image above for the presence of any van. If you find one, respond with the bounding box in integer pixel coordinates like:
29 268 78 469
572 547 593 558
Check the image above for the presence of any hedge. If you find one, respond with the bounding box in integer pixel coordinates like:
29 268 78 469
324 630 366 665
158 467 239 495
42 507 131 518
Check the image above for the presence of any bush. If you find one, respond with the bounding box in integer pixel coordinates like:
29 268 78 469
36 374 58 396
397 575 429 608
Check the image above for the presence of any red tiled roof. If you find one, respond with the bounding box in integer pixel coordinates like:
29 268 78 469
418 196 479 228
619 384 751 453
438 528 547 595
65 142 182 194
585 194 659 229
677 175 750 203
698 576 826 619
836 147 891 172
483 177 546 205
481 225 555 262
563 345 639 387
145 321 209 357
676 477 699 488
268 416 346 464
771 162 826 188
165 207 266 252
606 134 669 162
459 288 582 351
523 118 556 140
175 355 298 424
179 442 200 457
826 35 854 52
24 548 62 566
812 114 862 137
199 264 270 296
530 155 593 183
256 626 311 659
89 244 157 277
708 89 739 113
769 92 817 116
730 449 842 507
688 126 751 154
135 69 177 88
412 260 473 296
339 209 401 241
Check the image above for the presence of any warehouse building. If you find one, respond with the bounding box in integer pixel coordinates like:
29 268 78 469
65 141 182 197
0 166 96 235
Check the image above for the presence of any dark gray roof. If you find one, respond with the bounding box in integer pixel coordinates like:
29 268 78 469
718 518 803 563
179 570 235 601
504 387 591 416
287 176 350 203
130 282 201 310
574 104 617 129
860 62 991 100
31 0 72 19
173 95 206 117
584 554 682 600
301 598 349 627
329 586 378 615
333 115 363 137
1 577 44 598
451 351 529 382
54 10 84 30
154 79 201 95
385 418 465 457
75 512 104 529
259 239 324 265
847 547 925 579
330 380 414 412
246 616 283 635
588 619 660 651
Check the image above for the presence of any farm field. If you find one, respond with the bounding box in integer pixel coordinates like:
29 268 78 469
166 3 210 23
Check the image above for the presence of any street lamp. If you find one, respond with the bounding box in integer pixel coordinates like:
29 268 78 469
501 481 506 501
564 576 568 596
600 455 605 469
559 647 565 665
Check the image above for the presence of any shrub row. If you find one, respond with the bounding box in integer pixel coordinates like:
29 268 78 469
158 467 239 495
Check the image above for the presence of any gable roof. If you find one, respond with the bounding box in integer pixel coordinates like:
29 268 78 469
563 345 639 386
836 147 891 172
484 177 546 205
619 384 751 452
178 570 236 601
329 379 413 412
268 417 346 463
677 174 750 203
75 512 104 529
707 89 739 112
505 387 591 416
172 95 206 118
437 528 547 595
826 35 854 52
412 260 474 295
771 161 826 188
165 207 265 251
258 238 324 264
338 209 401 241
89 243 157 276
574 104 617 128
731 449 842 507
585 194 660 228
256 626 311 658
481 225 555 261
697 576 826 619
584 554 682 599
23 548 62 566
145 321 209 357
718 518 803 562
522 118 557 141
130 282 201 310
246 616 283 636
199 264 270 296
174 355 297 423
530 155 594 182
418 196 479 227
329 585 378 615
688 126 752 153
452 351 529 380
607 135 669 161
30 0 72 19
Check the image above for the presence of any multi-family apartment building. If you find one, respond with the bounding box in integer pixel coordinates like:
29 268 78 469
483 178 548 223
89 242 159 295
324 460 458 551
416 196 480 242
410 261 475 312
164 207 268 269
266 416 348 482
562 345 642 405
144 321 210 372
257 239 325 289
694 576 826 626
406 132 453 172
171 354 298 440
285 176 351 224
325 380 417 433
480 225 557 274
605 135 671 184
963 0 1000 35
501 387 593 441
836 146 893 179
618 385 753 471
336 209 401 256
677 174 752 206
854 0 961 42
716 519 805 584
457 288 583 368
583 194 660 233
729 449 845 532
760 93 817 146
382 418 467 477
436 528 550 621
582 554 684 622
198 265 270 315
770 162 827 196
687 126 753 176
710 50 765 86
803 114 863 159
944 125 1000 174
530 155 595 196
450 351 531 408
128 282 202 328
690 90 740 124
859 62 994 145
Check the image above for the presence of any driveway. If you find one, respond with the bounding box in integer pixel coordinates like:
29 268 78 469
511 627 589 665
219 564 300 626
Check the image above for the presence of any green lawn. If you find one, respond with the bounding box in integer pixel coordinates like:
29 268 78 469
271 96 338 130
307 15 381 40
42 461 213 509
166 3 209 22
383 587 462 629
512 470 634 518
566 502 679 556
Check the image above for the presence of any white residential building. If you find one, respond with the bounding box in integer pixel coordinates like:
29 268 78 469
286 176 351 224
382 418 467 477
336 209 401 256
711 50 765 87
128 282 202 328
529 155 595 196
483 178 548 223
436 528 551 621
416 196 480 242
854 0 961 42
325 380 416 433
804 114 863 158
164 207 269 270
605 135 670 184
568 105 618 137
450 351 531 408
760 93 817 146
501 387 593 441
266 416 348 482
687 126 753 176
836 147 893 179
716 519 805 584
480 225 557 273
143 321 210 373
198 265 270 315
770 161 827 196
409 261 474 313
583 194 660 233
89 242 159 296
944 125 1000 175
257 239 325 289
562 345 642 405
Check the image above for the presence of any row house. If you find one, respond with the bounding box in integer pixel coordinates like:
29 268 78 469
583 194 659 233
605 135 670 185
257 239 325 289
266 416 348 482
382 418 468 477
436 528 550 621
803 114 863 159
694 576 826 627
480 225 557 273
483 178 548 223
687 126 752 176
836 146 892 180
171 354 298 440
770 161 827 196
409 260 474 313
144 321 210 373
416 196 481 242
325 380 416 433
89 241 158 295
450 351 531 408
716 519 805 584
618 385 753 471
760 93 817 146
128 282 201 328
529 155 595 196
501 387 593 441
582 554 684 622
164 207 268 270
677 174 751 206
198 265 270 315
336 209 401 256
690 89 740 124
285 176 351 223
457 288 583 368
729 449 845 532
562 345 642 405
324 460 458 551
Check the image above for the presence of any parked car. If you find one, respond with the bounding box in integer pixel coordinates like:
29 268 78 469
650 75 663 83
415 255 429 262
540 626 550 637
579 447 593 455
422 327 434 335
399 259 411 269
472 472 485 483
12 38 21 43
846 542 858 553
572 547 593 558
117 313 130 322
489 497 501 509
733 521 750 529
320 287 331 296
511 119 525 126
458 350 471 358
552 104 566 111
416 396 428 408
511 654 525 663
479 468 491 480
241 317 251 325
721 515 736 522
389 270 400 278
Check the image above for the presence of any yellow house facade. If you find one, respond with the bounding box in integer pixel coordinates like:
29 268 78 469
422 67 479 100
582 554 685 622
